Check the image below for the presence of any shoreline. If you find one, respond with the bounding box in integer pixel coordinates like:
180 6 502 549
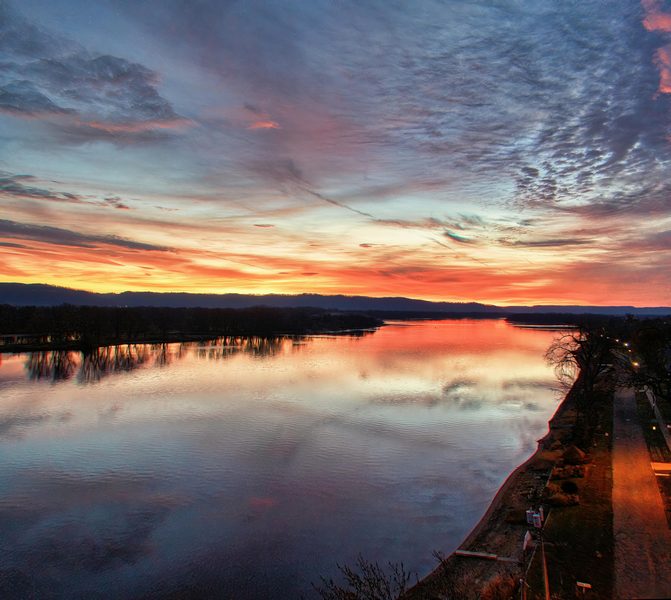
0 326 381 354
405 379 580 598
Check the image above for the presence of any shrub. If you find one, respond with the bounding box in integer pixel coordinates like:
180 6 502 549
547 492 579 507
560 480 579 494
481 573 518 600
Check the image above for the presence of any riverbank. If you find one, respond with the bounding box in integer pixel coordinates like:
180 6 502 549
404 374 614 599
0 327 381 354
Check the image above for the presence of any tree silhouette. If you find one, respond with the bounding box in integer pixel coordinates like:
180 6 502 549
545 326 615 443
314 555 413 600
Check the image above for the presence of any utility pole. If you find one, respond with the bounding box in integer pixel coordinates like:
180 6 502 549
541 531 550 600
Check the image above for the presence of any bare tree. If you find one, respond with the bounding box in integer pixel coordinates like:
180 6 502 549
545 326 615 443
545 326 614 394
314 555 413 600
631 319 671 398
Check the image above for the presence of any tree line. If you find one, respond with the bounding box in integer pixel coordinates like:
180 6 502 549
0 304 383 351
544 315 671 441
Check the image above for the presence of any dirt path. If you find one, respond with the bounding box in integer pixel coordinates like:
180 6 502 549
612 387 671 599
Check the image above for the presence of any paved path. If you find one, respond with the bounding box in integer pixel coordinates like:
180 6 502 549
613 387 671 599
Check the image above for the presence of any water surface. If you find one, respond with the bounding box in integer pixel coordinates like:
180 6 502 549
0 319 560 598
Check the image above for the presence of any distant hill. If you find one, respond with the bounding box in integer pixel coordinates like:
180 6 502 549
1 283 670 316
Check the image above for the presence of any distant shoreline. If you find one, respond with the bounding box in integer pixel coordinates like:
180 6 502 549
2 282 671 316
0 304 384 353
0 327 382 354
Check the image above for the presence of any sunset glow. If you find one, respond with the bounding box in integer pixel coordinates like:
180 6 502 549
1 1 670 305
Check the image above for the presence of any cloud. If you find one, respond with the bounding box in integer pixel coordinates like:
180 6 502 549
643 0 671 32
0 172 135 209
0 173 85 203
2 0 671 305
0 219 171 251
0 2 187 142
503 238 591 248
249 158 376 219
30 0 671 219
628 228 671 251
0 80 71 115
103 196 131 210
243 102 263 115
655 45 671 93
444 230 474 244
248 120 280 130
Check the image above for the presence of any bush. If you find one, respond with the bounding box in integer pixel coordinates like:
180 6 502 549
551 465 585 480
560 480 579 494
481 573 518 600
547 492 579 507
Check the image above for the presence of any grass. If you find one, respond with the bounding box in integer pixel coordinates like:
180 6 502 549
635 392 671 528
524 391 614 600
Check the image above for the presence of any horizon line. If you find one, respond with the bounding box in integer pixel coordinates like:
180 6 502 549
1 282 670 310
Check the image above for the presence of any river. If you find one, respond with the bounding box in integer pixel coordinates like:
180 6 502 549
0 319 560 598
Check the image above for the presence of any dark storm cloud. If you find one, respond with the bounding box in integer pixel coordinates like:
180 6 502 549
0 219 171 251
0 1 186 141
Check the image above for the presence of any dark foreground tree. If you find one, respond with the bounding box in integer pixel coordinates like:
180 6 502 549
314 555 413 600
545 326 615 443
630 319 671 398
545 326 614 394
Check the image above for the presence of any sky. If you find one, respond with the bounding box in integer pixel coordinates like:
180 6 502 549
1 0 670 306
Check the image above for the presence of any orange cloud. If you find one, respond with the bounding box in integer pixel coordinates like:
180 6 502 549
643 0 671 93
80 118 192 133
655 45 671 93
643 0 671 31
2 198 669 306
248 120 281 130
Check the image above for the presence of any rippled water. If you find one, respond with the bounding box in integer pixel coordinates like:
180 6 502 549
0 319 560 599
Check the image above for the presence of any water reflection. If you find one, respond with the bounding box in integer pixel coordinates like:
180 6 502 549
193 335 288 360
0 320 560 599
79 345 151 383
25 351 77 382
19 334 340 384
